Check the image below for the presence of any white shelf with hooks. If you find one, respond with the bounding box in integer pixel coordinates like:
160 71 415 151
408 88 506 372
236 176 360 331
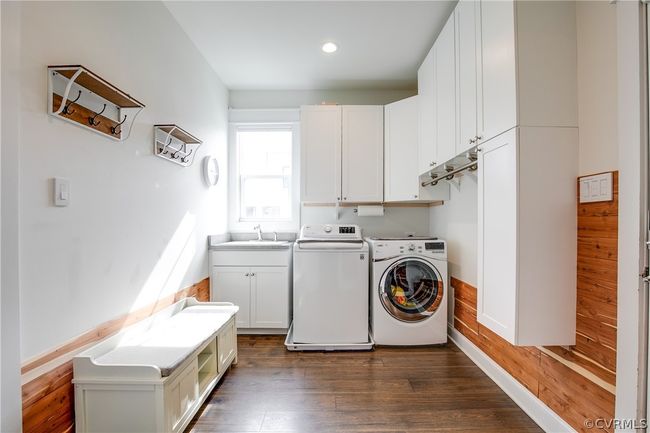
47 65 145 141
154 125 202 167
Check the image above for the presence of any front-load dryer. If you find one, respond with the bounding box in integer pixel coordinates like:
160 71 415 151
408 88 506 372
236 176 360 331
367 238 448 346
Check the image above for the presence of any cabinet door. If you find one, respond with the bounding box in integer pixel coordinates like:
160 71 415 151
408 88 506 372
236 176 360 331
434 12 457 165
417 46 437 174
211 266 251 328
300 105 342 202
480 0 517 142
456 0 481 154
250 266 289 328
341 106 384 202
217 319 237 372
385 96 419 201
477 129 518 343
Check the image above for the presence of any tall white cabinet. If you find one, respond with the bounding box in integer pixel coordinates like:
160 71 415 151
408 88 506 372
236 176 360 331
477 127 577 346
455 0 482 155
480 0 578 142
301 105 383 203
417 46 436 174
433 11 457 165
384 96 449 203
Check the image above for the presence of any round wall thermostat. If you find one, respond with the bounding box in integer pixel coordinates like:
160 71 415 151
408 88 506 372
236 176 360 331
202 156 219 187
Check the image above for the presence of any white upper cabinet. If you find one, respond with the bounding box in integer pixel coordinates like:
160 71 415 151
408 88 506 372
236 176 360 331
417 46 436 175
434 12 456 165
385 97 419 201
455 0 482 155
300 105 342 203
480 0 577 142
341 106 384 202
415 0 577 168
480 0 517 142
301 105 383 203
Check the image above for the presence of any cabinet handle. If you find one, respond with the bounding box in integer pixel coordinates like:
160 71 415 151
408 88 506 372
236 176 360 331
476 135 483 141
250 273 255 277
469 137 477 144
244 273 250 277
429 161 435 167
343 197 347 200
414 195 418 199
337 197 340 201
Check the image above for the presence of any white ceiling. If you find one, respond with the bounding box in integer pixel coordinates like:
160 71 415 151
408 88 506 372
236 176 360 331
165 1 457 90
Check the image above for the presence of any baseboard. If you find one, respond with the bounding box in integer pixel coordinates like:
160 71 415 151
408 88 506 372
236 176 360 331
237 328 288 335
449 326 576 433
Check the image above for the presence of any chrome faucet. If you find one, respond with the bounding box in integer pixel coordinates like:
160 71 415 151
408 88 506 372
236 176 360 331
254 224 263 241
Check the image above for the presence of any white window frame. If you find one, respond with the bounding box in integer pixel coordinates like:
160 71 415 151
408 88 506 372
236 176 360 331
228 109 300 233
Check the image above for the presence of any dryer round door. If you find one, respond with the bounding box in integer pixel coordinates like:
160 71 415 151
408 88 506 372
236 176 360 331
379 257 444 322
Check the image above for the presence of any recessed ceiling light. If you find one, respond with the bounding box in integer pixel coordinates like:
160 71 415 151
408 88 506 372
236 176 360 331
322 42 338 54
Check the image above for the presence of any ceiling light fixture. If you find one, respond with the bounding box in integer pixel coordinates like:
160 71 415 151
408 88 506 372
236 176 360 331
321 42 338 54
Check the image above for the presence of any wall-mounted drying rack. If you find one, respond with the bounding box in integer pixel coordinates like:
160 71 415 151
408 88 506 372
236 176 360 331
48 65 145 141
154 125 202 167
421 150 478 190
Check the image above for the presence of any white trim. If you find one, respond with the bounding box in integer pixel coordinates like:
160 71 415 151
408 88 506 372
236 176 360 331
228 108 300 123
616 1 648 431
227 114 301 233
449 326 576 433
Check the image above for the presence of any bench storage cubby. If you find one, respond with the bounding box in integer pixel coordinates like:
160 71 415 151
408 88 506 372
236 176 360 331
73 298 238 433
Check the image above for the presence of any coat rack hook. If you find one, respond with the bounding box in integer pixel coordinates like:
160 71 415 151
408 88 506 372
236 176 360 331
62 90 82 116
111 115 127 135
161 136 172 154
180 148 194 164
88 104 106 127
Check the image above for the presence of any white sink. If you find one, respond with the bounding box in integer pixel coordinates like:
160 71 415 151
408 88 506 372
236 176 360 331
212 240 291 250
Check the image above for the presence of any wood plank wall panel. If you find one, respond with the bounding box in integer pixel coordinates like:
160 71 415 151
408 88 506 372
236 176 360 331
22 278 210 433
575 171 618 373
451 171 618 432
452 279 615 433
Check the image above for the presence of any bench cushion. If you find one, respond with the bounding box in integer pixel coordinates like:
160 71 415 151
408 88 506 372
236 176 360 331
94 305 236 377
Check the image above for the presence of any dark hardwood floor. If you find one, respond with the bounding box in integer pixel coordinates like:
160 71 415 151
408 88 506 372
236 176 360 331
186 335 542 433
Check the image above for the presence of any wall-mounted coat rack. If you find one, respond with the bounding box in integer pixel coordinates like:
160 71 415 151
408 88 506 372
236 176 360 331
421 150 478 190
154 125 202 167
48 65 145 141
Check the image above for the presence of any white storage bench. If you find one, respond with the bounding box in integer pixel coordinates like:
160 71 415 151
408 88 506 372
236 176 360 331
73 298 238 433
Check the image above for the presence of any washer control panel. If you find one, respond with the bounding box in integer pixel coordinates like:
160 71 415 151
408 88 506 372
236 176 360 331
300 224 362 240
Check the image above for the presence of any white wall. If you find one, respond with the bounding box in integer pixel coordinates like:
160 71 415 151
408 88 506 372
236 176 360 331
429 177 477 285
1 2 23 431
15 1 229 361
577 1 618 176
302 205 430 238
229 89 416 109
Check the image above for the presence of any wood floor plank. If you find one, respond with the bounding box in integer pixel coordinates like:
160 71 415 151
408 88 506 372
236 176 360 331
186 336 542 433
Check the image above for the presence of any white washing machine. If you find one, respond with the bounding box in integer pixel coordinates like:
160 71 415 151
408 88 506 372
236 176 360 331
367 237 448 346
288 224 371 350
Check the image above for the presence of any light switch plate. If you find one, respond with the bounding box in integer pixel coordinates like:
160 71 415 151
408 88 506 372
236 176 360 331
579 173 613 203
53 177 70 207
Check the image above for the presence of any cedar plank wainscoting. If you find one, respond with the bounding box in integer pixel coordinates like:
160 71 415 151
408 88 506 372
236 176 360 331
21 278 210 433
452 171 618 433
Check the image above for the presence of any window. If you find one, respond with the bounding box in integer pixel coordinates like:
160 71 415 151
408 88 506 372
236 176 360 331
237 127 292 221
228 110 300 232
